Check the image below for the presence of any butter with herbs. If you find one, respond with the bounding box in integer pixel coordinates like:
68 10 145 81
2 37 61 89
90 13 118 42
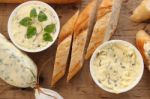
92 42 142 93
0 33 37 88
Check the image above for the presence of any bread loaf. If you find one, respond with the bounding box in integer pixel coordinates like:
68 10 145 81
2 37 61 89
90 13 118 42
67 0 97 81
67 0 122 81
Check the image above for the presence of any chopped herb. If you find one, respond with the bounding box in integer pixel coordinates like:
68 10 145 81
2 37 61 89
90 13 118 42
115 83 117 87
4 76 9 80
98 80 101 83
27 26 37 38
132 62 135 66
19 17 32 26
99 60 101 66
38 11 47 22
113 54 116 57
44 24 56 33
0 59 2 63
30 8 37 18
114 58 117 62
43 33 53 41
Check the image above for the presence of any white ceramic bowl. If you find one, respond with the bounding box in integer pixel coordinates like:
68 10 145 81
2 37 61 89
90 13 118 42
8 1 60 52
90 40 144 94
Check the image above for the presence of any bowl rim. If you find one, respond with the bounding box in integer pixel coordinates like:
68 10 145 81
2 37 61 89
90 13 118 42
90 40 144 94
8 1 60 53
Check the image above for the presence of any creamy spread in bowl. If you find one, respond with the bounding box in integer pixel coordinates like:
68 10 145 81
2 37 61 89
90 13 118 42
8 1 60 52
90 40 144 93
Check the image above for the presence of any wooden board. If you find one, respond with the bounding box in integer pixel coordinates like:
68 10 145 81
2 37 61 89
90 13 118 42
0 0 150 99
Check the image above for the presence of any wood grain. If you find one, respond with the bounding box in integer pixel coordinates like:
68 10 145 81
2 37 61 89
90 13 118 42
0 0 150 99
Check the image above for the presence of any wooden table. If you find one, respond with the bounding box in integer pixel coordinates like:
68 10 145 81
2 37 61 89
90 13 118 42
0 0 150 99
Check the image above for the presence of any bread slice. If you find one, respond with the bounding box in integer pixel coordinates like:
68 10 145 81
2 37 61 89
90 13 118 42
51 11 79 86
67 0 97 81
85 0 122 59
130 0 150 22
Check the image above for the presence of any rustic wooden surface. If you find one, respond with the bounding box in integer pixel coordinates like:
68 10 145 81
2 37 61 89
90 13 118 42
0 0 150 99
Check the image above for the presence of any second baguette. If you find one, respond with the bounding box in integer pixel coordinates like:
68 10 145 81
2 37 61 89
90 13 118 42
67 0 96 81
51 11 79 86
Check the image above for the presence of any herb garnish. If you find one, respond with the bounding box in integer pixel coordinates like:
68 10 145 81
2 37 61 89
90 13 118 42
44 24 56 33
27 26 37 38
30 8 37 18
19 17 32 26
19 8 55 41
38 11 47 22
43 33 53 41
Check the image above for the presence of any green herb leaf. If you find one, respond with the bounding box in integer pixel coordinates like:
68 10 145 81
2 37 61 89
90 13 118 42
44 24 56 33
19 17 32 26
27 26 37 38
30 8 37 18
38 11 47 22
43 33 53 41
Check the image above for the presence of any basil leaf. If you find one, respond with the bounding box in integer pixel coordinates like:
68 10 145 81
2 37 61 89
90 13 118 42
19 17 32 26
38 11 47 22
43 33 53 41
27 26 37 38
30 8 37 18
44 24 56 33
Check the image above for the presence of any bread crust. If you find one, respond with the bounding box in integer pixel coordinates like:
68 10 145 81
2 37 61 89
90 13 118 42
67 0 123 81
67 0 113 81
67 0 96 81
51 11 79 86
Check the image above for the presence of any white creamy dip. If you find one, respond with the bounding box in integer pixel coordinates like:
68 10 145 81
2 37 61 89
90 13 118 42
9 1 59 51
92 42 142 93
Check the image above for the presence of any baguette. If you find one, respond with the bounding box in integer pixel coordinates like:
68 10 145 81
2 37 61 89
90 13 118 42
67 0 113 81
67 0 96 81
130 0 150 22
67 0 122 81
51 11 79 86
136 30 150 70
85 0 113 59
85 0 122 59
0 0 81 4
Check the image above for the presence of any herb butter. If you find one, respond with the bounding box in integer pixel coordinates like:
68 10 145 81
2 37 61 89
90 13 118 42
9 1 59 51
92 41 143 93
0 33 37 88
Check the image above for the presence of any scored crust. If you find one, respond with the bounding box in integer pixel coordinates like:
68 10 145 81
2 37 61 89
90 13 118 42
51 11 79 86
85 2 112 59
67 0 113 81
67 0 96 81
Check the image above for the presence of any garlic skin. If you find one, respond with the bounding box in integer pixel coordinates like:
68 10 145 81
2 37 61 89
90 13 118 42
35 88 63 99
